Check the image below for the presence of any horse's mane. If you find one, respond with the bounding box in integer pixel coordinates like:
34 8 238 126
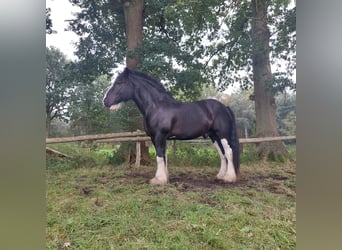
124 68 173 98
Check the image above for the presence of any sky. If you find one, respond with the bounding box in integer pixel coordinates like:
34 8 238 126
46 0 80 60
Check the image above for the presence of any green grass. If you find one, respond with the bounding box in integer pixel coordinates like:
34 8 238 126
47 153 296 249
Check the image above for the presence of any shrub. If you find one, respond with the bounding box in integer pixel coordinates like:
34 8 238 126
166 142 220 167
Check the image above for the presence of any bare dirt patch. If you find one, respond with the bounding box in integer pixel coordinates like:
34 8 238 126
74 162 295 199
121 163 296 197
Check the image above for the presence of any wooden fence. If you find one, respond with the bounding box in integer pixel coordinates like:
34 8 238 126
46 131 295 166
46 131 295 144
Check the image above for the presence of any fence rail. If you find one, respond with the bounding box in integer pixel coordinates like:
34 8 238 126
46 132 295 166
46 131 146 144
46 132 295 144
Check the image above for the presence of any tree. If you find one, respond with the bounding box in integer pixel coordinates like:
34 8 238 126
103 0 152 164
67 0 296 160
149 0 295 159
145 0 295 158
67 0 206 99
179 0 296 158
46 8 55 34
250 0 293 158
67 0 208 165
68 0 150 164
123 0 144 68
250 0 280 156
68 75 115 135
46 47 71 137
121 0 151 164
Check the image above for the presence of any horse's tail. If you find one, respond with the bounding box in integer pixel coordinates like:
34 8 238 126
226 106 240 178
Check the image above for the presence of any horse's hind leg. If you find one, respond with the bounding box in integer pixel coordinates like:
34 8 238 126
212 139 228 180
220 138 237 183
210 133 229 181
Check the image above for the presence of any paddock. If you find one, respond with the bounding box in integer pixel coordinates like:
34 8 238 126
46 142 296 249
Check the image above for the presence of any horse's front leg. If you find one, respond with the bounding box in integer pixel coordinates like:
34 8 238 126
150 134 168 185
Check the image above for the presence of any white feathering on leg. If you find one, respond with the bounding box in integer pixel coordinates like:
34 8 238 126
221 139 237 183
150 156 168 185
214 142 227 180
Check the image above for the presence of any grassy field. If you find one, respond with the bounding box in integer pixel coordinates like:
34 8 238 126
46 144 296 249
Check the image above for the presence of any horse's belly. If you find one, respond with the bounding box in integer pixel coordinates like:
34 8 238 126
169 120 209 140
154 104 213 140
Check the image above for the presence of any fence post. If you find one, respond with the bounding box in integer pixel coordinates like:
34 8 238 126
135 141 141 168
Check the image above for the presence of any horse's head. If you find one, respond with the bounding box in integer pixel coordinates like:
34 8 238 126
103 68 134 111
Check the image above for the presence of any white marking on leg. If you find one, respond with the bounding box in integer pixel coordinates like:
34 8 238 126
214 142 227 180
150 156 168 185
221 139 237 183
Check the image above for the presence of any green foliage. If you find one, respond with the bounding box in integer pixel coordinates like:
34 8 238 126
286 144 296 159
276 92 296 136
67 0 216 100
104 142 132 166
46 155 73 173
211 0 295 92
109 102 144 132
240 144 260 164
47 143 119 172
267 151 286 163
228 89 256 137
46 47 72 127
49 119 71 137
167 142 221 167
58 0 296 142
46 8 55 34
68 0 126 80
68 75 117 135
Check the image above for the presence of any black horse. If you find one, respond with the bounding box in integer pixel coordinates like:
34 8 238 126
103 67 240 185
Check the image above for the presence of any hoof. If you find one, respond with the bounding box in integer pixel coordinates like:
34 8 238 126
222 175 237 183
215 174 225 181
150 177 168 185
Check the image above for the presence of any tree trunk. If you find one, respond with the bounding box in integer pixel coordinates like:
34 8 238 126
121 0 151 165
251 0 289 160
46 113 52 138
123 0 144 69
237 126 244 153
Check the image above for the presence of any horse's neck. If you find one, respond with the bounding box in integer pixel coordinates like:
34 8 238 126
132 84 174 115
